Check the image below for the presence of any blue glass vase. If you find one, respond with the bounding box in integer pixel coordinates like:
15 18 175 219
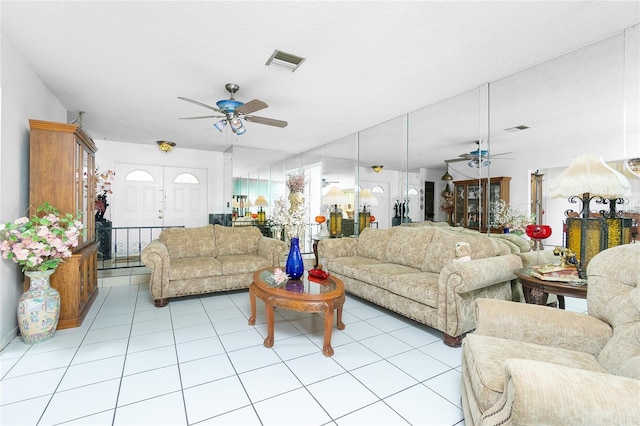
285 237 304 280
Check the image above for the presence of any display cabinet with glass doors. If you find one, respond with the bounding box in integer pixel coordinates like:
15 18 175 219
453 176 511 233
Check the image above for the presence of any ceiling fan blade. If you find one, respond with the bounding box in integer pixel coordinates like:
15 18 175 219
244 115 288 128
178 115 225 120
487 152 513 157
445 157 467 164
177 96 221 113
236 99 268 115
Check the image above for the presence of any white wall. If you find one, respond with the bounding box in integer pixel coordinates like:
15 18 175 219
1 34 67 349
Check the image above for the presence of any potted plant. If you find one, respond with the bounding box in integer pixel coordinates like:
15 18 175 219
0 202 84 344
493 199 535 235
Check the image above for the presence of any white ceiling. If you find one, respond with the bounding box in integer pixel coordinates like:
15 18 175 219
2 1 639 173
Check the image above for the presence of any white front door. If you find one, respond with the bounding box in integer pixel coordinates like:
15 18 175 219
360 181 390 229
162 166 208 227
113 164 208 228
114 164 164 227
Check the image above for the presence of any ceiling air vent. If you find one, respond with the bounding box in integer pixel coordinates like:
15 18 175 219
266 49 306 72
504 125 530 132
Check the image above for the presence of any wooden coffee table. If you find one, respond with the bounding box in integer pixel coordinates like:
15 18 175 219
515 268 587 309
248 268 346 356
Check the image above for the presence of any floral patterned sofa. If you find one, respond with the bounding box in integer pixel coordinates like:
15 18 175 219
141 224 287 307
318 226 523 346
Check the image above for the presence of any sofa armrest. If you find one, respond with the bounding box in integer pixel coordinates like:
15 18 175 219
141 239 171 302
317 237 358 262
257 237 288 266
437 254 522 338
517 249 558 269
481 359 640 426
474 298 612 356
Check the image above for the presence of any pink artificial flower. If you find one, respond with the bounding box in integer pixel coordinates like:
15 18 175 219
272 267 289 285
14 217 29 225
13 248 30 261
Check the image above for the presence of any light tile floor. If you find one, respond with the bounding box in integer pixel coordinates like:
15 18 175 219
1 267 588 426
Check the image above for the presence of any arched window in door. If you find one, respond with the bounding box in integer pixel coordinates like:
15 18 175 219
125 170 154 182
174 173 199 184
372 185 385 194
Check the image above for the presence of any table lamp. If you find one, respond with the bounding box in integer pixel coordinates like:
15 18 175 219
254 195 268 225
323 187 347 238
358 189 378 233
549 154 631 269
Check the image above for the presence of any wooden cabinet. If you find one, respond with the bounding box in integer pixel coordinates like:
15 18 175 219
28 119 99 329
453 176 511 233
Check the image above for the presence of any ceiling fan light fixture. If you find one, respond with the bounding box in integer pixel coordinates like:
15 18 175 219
157 140 176 153
265 49 306 72
230 117 245 135
213 120 227 132
441 171 453 181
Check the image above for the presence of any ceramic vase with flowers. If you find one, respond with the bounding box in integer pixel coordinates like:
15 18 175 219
0 202 84 344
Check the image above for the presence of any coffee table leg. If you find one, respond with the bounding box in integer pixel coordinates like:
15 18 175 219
248 286 257 326
336 306 345 330
322 307 335 357
263 300 275 348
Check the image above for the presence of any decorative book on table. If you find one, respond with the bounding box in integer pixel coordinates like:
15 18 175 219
530 265 580 282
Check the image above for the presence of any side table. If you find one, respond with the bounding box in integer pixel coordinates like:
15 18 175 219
514 268 587 309
312 236 331 268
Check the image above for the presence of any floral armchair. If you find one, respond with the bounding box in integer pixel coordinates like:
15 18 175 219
461 243 640 425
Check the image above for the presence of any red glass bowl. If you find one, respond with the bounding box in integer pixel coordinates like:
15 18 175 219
525 224 552 240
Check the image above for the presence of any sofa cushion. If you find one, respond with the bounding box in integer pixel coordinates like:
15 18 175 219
386 272 439 308
492 233 532 253
169 256 222 280
356 227 396 261
329 256 384 281
217 254 271 275
160 225 216 259
463 333 607 413
352 262 421 289
214 224 261 256
422 231 500 273
383 226 437 269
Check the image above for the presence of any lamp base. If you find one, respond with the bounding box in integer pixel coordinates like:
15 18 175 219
317 222 330 238
329 211 343 238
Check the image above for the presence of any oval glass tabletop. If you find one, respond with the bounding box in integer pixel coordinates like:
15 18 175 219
258 268 338 295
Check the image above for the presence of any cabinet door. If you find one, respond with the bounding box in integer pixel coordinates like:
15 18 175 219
454 184 466 226
467 183 481 227
488 181 503 228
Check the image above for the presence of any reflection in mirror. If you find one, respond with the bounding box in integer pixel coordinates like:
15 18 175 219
488 29 631 246
227 25 638 251
358 116 405 229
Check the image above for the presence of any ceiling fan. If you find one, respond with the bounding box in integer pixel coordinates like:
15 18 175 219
322 178 340 188
445 141 512 168
178 83 288 135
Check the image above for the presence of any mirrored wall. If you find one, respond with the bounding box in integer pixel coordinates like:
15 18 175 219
226 25 639 251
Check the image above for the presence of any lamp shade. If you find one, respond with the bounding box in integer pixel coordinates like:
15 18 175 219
549 155 631 199
359 189 378 207
323 187 348 205
254 195 269 207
